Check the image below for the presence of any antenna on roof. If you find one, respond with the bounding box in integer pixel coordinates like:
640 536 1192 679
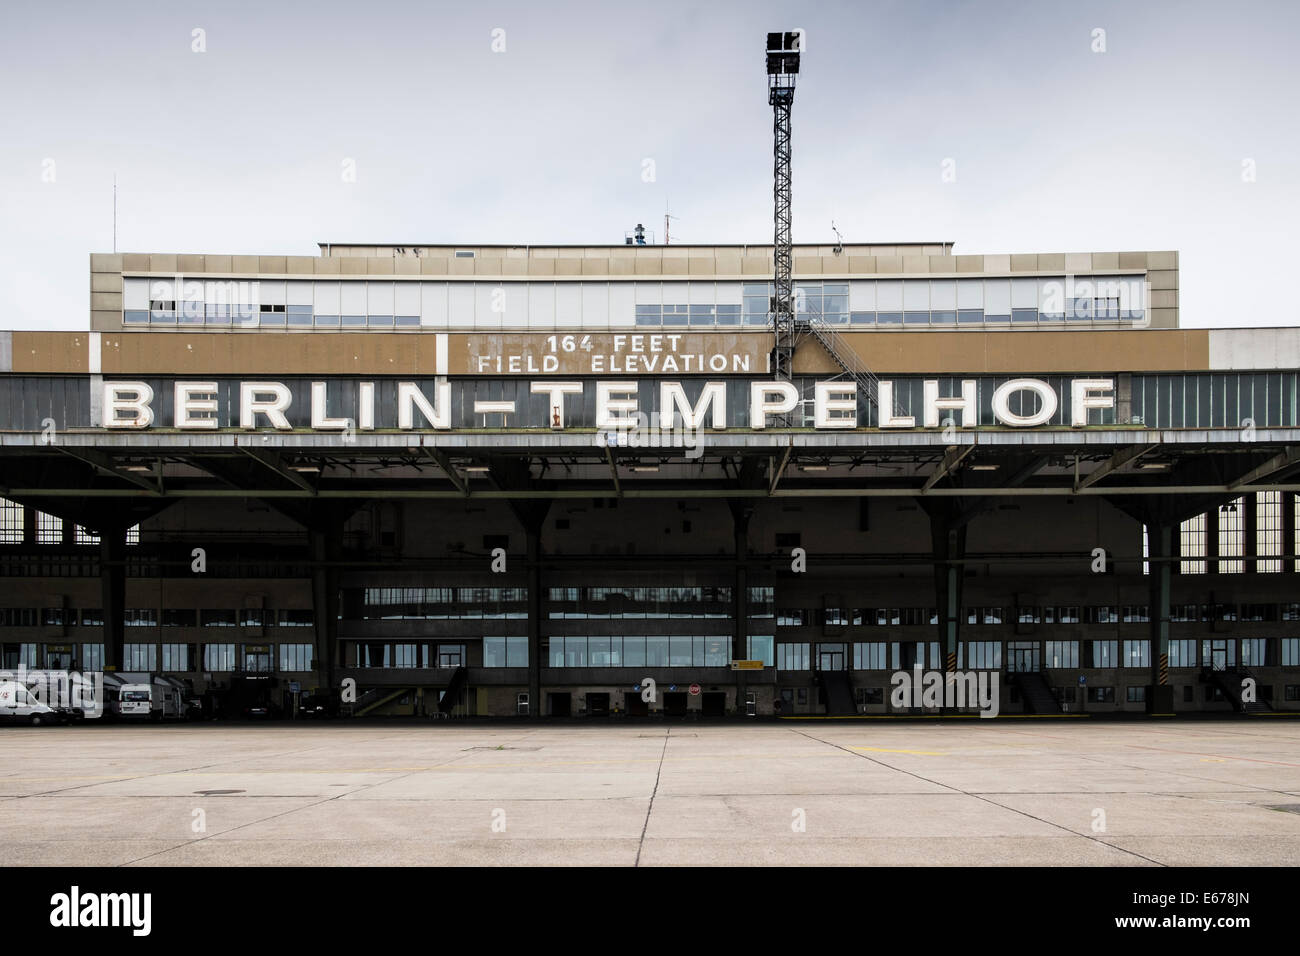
665 205 680 246
831 221 843 256
112 174 117 254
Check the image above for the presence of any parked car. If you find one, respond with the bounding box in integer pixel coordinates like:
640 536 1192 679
0 680 60 726
298 693 339 719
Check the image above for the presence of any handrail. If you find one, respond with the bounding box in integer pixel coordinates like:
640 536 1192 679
802 315 905 419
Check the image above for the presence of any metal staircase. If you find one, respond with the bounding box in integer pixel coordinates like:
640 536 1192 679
437 666 469 716
816 669 857 716
805 317 891 413
351 686 410 718
1204 666 1273 713
1012 671 1061 714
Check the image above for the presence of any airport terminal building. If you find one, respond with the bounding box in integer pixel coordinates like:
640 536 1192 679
1 241 1299 718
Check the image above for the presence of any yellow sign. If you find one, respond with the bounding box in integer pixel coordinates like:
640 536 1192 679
730 660 765 671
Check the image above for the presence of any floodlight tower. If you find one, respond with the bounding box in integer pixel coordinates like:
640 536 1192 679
766 30 802 382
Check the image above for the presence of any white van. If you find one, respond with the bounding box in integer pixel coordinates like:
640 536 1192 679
0 680 58 726
118 685 154 718
102 673 187 720
12 669 100 720
153 676 188 719
102 673 152 718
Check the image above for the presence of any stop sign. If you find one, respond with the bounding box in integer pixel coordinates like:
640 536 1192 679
688 683 701 696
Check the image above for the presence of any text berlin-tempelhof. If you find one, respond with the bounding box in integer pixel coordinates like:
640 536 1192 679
100 377 1118 431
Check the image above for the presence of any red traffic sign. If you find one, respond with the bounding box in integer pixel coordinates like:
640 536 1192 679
688 683 701 696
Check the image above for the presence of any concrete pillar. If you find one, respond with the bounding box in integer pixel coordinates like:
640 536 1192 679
1206 506 1220 574
99 528 126 672
731 507 750 664
1285 493 1297 573
309 522 342 691
929 515 967 674
729 501 752 715
1147 523 1174 713
1244 492 1259 571
526 526 542 719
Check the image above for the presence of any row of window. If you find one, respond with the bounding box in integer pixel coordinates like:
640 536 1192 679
546 635 774 668
771 637 1299 671
7 636 1294 674
128 306 422 329
878 374 1298 431
1175 492 1299 574
8 602 1300 631
633 306 1142 328
2 642 313 672
0 500 140 546
132 305 1146 331
774 604 1300 627
548 586 735 619
124 277 1147 330
1054 684 1300 704
0 608 313 628
346 587 527 620
1136 377 1297 435
348 586 775 621
351 642 468 668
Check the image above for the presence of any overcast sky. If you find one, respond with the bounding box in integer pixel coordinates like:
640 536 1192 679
1 0 1297 330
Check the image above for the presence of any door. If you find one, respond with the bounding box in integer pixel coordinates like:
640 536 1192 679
587 692 610 717
243 647 271 673
701 692 726 717
898 642 920 670
46 648 72 670
663 692 688 717
1007 642 1040 673
548 692 571 717
1208 640 1228 671
817 643 846 672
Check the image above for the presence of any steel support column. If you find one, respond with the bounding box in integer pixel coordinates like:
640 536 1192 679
526 525 542 720
730 500 753 715
1286 493 1298 572
1146 523 1175 713
99 528 126 672
309 520 344 691
929 513 967 677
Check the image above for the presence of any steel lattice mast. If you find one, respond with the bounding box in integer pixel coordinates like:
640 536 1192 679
766 31 801 382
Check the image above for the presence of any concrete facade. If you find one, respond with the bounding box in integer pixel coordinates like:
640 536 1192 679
2 241 1297 722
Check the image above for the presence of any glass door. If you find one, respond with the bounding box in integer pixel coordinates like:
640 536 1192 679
243 646 272 673
1007 641 1040 673
45 647 73 670
817 643 847 671
1205 639 1230 671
